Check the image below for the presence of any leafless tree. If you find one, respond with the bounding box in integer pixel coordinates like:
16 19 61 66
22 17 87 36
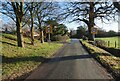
25 2 38 45
1 2 29 47
61 2 116 40
35 2 59 43
113 0 120 11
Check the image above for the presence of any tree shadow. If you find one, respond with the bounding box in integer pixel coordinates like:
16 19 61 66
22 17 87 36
24 42 32 45
2 54 91 71
1 55 92 63
92 52 112 56
99 46 120 57
0 41 16 46
2 55 46 64
2 54 92 81
2 54 92 64
45 54 92 63
2 34 32 45
2 55 47 81
2 35 17 41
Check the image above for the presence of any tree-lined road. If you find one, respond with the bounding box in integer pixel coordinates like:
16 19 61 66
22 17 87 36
25 39 113 79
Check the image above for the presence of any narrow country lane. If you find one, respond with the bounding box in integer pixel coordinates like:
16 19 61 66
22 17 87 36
25 39 113 80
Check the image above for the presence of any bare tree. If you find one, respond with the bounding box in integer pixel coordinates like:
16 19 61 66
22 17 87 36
2 21 16 33
61 2 116 40
113 0 120 11
25 2 38 45
1 2 29 47
35 2 59 43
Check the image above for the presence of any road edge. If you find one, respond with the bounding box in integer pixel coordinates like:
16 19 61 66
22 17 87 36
79 40 119 81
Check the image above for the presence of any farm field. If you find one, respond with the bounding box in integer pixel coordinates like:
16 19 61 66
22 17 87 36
95 36 120 49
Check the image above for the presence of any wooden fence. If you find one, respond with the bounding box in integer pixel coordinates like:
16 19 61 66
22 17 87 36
106 41 118 48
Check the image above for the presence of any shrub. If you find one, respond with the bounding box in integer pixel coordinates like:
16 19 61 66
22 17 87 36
51 35 69 41
95 39 107 47
82 36 88 40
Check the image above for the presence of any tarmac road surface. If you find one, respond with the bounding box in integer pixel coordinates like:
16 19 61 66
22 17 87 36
25 39 113 80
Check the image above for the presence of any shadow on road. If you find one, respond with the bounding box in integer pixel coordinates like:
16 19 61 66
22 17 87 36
2 55 46 64
2 54 92 64
45 54 92 63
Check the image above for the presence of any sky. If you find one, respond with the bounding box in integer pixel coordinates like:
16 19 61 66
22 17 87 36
0 13 119 32
95 19 119 32
65 19 119 32
59 2 119 32
0 2 119 32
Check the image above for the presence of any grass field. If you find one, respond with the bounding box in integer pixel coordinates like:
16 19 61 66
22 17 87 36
95 36 120 49
1 33 63 80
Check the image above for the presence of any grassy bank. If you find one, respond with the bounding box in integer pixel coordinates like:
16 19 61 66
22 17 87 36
81 40 120 80
1 33 63 80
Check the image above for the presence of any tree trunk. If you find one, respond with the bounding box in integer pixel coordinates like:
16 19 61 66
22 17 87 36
88 2 94 41
88 25 94 41
11 2 24 47
29 3 34 45
40 30 44 43
38 19 44 43
113 1 120 11
16 16 24 47
30 14 34 45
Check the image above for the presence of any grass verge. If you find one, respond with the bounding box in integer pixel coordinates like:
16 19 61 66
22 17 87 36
1 33 63 80
80 40 120 80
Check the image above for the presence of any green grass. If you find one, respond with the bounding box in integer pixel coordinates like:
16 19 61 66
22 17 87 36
1 33 63 80
81 40 120 77
95 36 120 49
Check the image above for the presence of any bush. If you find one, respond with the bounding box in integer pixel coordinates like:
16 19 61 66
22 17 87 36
82 36 88 40
95 39 107 47
51 35 69 41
